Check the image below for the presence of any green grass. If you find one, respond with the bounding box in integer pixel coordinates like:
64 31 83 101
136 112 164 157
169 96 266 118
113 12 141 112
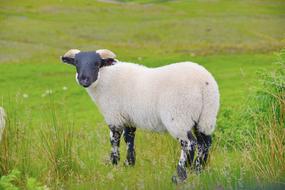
0 0 285 189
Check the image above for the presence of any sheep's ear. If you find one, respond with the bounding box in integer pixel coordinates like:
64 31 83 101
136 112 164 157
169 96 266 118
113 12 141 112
61 49 80 66
96 49 116 60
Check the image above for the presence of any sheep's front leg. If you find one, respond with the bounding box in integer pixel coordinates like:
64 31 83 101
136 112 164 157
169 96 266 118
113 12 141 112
109 125 123 165
124 126 136 166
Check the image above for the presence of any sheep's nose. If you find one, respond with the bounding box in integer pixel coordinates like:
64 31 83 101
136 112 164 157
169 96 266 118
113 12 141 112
80 76 91 87
82 77 89 83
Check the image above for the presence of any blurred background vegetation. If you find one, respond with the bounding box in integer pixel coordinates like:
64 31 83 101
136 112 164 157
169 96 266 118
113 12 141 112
0 0 284 189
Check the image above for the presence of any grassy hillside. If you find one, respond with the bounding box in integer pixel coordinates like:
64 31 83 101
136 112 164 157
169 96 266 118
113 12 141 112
0 0 284 189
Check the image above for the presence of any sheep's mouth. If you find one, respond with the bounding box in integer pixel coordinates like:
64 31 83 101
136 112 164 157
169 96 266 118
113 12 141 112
79 82 91 88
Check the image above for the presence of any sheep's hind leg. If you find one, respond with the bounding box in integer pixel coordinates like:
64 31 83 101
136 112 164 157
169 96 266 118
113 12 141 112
123 126 136 166
186 131 197 169
194 128 212 173
109 125 123 165
172 139 190 183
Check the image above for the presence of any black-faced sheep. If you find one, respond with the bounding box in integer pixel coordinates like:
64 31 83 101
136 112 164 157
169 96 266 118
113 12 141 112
61 49 220 182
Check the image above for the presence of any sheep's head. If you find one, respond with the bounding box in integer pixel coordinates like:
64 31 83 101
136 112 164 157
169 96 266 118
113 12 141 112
61 49 116 88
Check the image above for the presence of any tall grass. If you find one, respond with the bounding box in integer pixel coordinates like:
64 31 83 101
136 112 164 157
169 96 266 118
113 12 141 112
39 95 79 188
0 96 32 178
245 49 285 185
0 95 79 189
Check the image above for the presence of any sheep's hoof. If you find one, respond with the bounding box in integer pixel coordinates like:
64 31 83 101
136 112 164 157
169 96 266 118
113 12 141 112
110 153 120 165
177 165 187 180
124 159 135 166
172 165 188 184
171 175 185 184
125 151 135 166
172 175 178 184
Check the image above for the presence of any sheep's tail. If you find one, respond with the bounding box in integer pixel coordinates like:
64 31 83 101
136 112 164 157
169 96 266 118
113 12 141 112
0 107 6 142
196 80 220 135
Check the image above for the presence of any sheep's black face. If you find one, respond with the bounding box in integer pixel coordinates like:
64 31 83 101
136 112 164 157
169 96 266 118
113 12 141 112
61 52 101 88
73 52 102 88
62 50 115 88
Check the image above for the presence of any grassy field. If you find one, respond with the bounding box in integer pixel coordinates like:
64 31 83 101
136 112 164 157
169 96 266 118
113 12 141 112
0 0 285 189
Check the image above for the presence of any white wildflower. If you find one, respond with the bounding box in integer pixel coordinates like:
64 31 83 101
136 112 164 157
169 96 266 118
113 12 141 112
45 89 53 94
41 89 53 97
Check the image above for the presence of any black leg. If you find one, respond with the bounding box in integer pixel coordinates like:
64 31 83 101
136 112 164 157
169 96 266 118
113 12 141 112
123 126 136 166
186 131 197 168
109 125 123 165
194 128 212 173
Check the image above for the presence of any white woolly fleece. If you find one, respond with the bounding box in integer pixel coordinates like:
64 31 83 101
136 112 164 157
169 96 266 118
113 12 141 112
85 61 219 140
0 107 6 142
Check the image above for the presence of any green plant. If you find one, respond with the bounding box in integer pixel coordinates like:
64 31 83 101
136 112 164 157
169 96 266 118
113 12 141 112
245 49 285 184
26 177 49 190
0 169 49 190
0 170 20 190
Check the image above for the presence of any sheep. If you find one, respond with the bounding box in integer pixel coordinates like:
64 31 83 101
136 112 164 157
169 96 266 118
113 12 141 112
0 107 6 143
61 49 220 183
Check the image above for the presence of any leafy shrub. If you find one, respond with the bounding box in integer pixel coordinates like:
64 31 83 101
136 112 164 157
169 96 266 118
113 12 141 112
0 169 48 190
0 170 20 190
